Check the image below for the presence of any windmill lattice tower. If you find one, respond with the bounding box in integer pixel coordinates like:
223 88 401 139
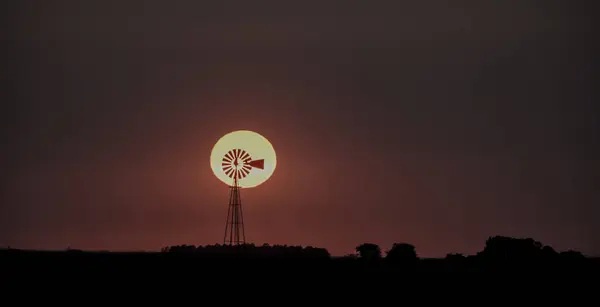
221 148 264 246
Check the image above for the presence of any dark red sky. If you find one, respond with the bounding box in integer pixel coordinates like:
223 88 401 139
2 0 598 257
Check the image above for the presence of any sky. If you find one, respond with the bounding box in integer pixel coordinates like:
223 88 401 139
2 0 598 257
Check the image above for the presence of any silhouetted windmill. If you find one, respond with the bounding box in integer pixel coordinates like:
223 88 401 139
210 130 277 246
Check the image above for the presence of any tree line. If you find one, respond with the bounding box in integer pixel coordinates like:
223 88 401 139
161 235 589 264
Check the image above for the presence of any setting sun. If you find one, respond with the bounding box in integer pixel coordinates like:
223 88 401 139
210 130 276 188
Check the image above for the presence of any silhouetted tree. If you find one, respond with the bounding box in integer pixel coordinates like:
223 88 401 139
356 243 381 261
386 243 418 263
481 236 546 261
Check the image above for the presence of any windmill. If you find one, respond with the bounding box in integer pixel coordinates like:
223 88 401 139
210 130 277 246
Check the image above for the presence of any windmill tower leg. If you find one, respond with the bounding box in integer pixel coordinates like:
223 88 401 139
224 176 245 245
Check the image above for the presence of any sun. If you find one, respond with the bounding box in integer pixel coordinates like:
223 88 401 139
210 130 277 188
